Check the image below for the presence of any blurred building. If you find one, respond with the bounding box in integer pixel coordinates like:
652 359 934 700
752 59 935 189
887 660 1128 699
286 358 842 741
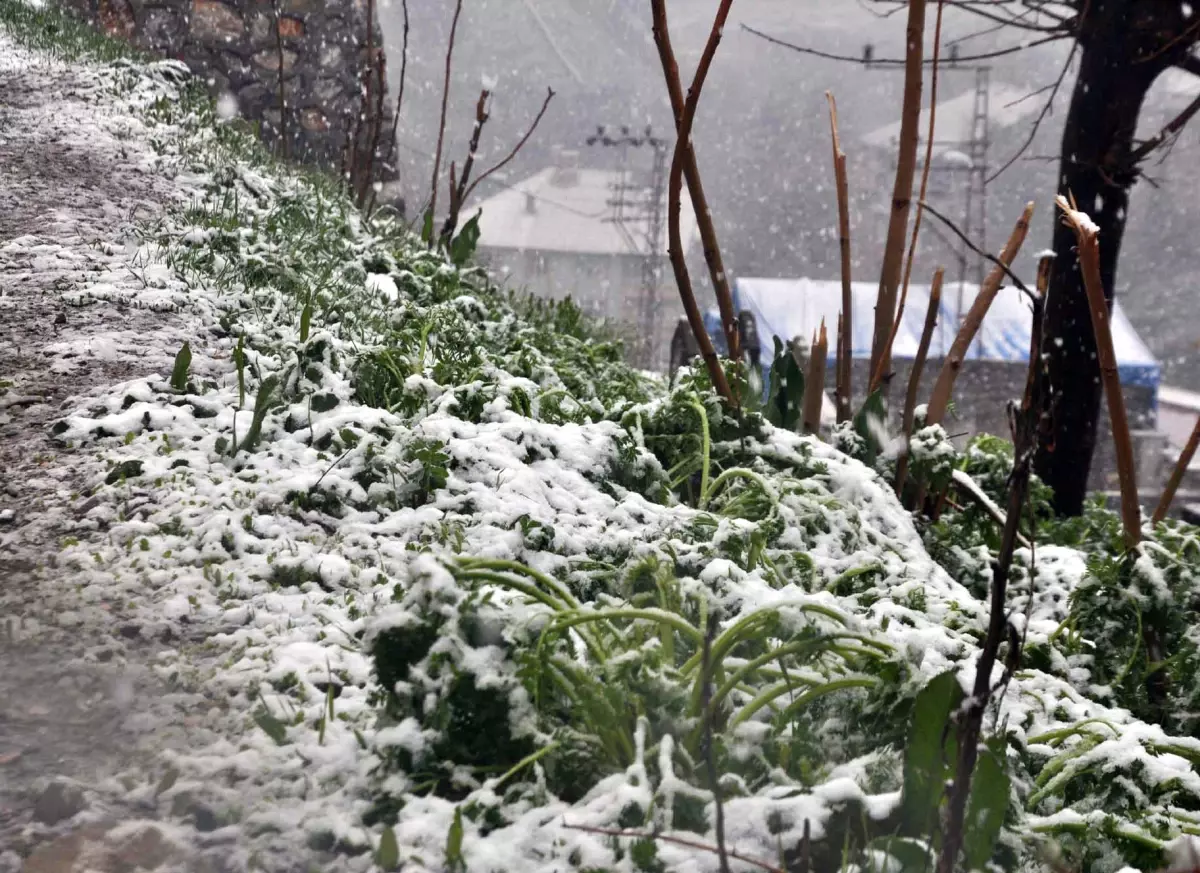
471 154 699 370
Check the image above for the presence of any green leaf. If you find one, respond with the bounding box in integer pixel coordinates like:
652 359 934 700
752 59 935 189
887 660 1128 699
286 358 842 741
170 342 192 392
377 826 400 871
445 806 466 873
868 836 935 873
963 738 1011 871
154 767 179 799
853 387 887 467
239 374 280 453
901 669 963 835
421 208 435 245
253 707 289 745
449 211 482 267
299 303 312 343
765 336 804 432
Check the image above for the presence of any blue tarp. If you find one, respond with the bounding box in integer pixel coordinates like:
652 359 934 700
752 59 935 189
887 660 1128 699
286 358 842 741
702 277 1162 392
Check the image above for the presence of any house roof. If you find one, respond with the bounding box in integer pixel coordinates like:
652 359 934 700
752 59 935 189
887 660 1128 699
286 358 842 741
470 166 700 257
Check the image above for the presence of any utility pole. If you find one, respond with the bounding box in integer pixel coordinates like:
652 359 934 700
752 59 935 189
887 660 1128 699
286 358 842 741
586 124 668 368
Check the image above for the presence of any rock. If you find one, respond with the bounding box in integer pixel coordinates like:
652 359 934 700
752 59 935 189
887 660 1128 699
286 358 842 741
190 0 245 41
32 780 86 825
106 824 179 871
20 824 107 873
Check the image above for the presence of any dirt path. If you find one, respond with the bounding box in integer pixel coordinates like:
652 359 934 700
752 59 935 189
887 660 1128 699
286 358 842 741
0 37 221 873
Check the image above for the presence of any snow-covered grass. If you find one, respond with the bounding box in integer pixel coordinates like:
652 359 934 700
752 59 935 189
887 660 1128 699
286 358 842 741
5 3 1200 872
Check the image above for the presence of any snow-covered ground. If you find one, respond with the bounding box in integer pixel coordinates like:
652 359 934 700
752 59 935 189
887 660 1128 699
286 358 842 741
4 8 1200 873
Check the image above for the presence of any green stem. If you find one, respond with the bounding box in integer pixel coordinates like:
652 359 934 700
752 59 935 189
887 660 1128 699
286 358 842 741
487 741 560 791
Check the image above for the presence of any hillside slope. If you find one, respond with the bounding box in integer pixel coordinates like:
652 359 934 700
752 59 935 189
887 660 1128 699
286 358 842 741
2 6 1200 873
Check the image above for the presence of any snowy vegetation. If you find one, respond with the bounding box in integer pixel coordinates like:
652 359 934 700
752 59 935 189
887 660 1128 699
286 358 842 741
4 3 1200 872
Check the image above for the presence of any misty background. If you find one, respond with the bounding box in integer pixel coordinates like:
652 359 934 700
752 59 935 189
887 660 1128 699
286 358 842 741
375 0 1200 387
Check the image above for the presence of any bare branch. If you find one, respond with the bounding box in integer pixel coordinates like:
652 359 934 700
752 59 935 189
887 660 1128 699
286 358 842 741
461 87 556 205
428 0 464 237
988 36 1077 183
440 88 491 243
658 5 741 365
1131 89 1200 162
651 0 735 403
919 200 1037 301
741 22 1069 66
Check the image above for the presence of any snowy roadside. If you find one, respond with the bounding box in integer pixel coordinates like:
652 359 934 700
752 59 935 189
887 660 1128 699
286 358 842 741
4 8 1200 873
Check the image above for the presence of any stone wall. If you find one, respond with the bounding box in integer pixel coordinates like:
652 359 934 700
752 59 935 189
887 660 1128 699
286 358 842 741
57 0 399 201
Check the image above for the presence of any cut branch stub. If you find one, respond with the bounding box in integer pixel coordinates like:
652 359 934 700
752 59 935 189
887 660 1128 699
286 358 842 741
1056 195 1141 547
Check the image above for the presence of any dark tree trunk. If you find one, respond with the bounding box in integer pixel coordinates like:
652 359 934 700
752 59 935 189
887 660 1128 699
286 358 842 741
1035 2 1189 515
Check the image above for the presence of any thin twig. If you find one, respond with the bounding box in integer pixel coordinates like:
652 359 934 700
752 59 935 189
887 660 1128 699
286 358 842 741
1057 195 1141 547
560 824 782 873
926 202 1036 427
428 0 464 239
871 0 944 395
650 0 733 402
1153 416 1200 524
1131 89 1200 163
461 87 556 204
919 200 1037 302
937 272 1046 873
895 267 943 501
871 0 927 384
988 35 1078 184
826 92 853 423
700 613 730 873
741 23 1067 66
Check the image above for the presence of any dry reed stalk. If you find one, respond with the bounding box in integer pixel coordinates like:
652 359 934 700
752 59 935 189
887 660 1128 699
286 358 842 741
1056 195 1141 546
427 0 464 238
870 0 927 382
925 201 1035 426
825 92 853 422
870 0 944 395
803 320 828 434
650 0 734 402
895 266 943 500
652 0 740 365
1153 416 1200 524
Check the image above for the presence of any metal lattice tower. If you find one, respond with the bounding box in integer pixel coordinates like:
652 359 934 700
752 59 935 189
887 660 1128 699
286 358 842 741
586 125 668 367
